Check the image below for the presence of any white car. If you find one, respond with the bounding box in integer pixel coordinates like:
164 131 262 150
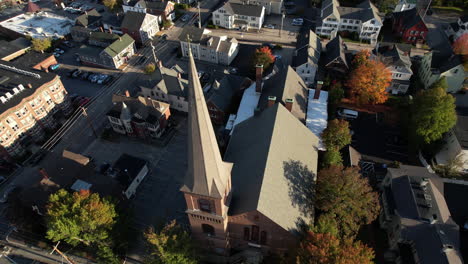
263 24 275 29
293 18 304 23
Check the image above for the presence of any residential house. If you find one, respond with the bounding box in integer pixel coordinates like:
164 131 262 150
374 44 413 95
445 15 468 41
112 154 149 199
102 14 124 35
315 0 382 43
324 36 349 75
121 11 159 45
204 75 252 124
181 49 318 254
122 0 175 22
88 31 120 47
107 93 171 139
230 0 283 15
75 9 102 29
418 49 465 93
392 8 428 44
179 26 239 65
293 30 321 86
0 61 72 159
394 0 417 12
435 107 468 172
70 26 94 42
77 33 136 69
379 165 463 264
138 61 188 112
212 2 265 30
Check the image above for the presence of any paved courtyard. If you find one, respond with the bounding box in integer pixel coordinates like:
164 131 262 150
82 118 189 232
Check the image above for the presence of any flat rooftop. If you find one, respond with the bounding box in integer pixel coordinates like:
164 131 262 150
0 12 74 39
306 90 328 151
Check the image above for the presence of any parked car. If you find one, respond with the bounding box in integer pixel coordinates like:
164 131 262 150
71 69 82 78
0 185 19 203
99 75 113 85
228 67 238 74
274 55 282 60
80 71 90 80
53 52 61 57
337 108 358 119
63 41 74 48
54 48 64 54
78 97 91 107
49 64 60 71
263 24 275 29
181 14 191 22
262 43 275 49
292 21 303 26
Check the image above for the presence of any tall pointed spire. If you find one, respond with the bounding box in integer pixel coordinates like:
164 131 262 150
181 41 232 198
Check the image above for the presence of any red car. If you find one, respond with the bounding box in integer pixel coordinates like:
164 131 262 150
78 97 91 107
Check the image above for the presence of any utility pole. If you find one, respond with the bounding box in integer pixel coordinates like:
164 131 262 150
197 1 202 28
81 107 98 138
50 241 76 264
422 0 432 19
150 41 158 64
279 12 285 37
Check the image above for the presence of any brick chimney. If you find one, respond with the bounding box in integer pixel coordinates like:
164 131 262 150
285 98 294 112
39 168 49 179
157 60 163 68
27 83 32 89
125 90 130 97
109 27 113 34
314 81 323 100
100 26 104 32
268 96 276 107
255 64 263 93
177 72 181 79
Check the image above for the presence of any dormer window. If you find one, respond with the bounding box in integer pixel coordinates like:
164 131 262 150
198 199 212 213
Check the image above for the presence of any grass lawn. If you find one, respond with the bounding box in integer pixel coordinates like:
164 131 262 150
432 6 466 14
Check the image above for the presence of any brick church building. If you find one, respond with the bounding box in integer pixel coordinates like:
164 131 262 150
180 49 320 256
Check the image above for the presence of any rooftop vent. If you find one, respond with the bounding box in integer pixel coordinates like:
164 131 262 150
420 177 429 187
0 96 7 103
0 64 41 79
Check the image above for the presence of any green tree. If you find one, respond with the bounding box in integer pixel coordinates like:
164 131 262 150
45 189 117 246
316 166 380 239
321 119 352 151
322 149 343 168
312 214 339 237
144 220 198 264
328 82 345 106
103 0 122 12
253 46 275 69
162 20 173 29
31 38 51 53
145 63 156 74
96 244 120 264
410 79 457 145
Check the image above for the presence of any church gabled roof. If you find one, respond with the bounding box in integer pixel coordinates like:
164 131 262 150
180 47 232 198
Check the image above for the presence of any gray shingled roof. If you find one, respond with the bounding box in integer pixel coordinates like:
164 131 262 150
180 49 232 198
225 103 318 231
325 36 348 68
392 8 425 30
121 11 147 32
179 26 205 43
321 0 340 19
108 94 169 124
259 63 309 123
223 2 264 17
206 75 251 111
294 30 321 67
138 66 188 97
386 166 463 264
75 9 101 27
375 44 412 73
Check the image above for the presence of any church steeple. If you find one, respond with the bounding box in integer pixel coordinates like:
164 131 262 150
180 41 232 199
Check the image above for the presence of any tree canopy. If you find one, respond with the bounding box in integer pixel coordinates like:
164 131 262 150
46 189 117 246
253 46 275 69
103 0 122 12
144 220 198 264
410 79 457 145
321 119 352 151
346 50 392 105
31 38 51 53
322 149 343 168
316 166 380 239
297 231 375 264
145 63 156 74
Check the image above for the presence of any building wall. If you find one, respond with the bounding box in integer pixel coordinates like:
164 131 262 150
435 130 468 171
124 163 149 198
393 19 427 44
32 55 58 71
317 15 382 42
140 86 189 112
181 39 239 66
207 101 225 125
212 7 264 30
0 76 71 159
228 211 298 254
418 52 464 93
295 63 317 85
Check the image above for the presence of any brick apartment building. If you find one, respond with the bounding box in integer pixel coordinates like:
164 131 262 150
0 62 72 159
392 7 428 44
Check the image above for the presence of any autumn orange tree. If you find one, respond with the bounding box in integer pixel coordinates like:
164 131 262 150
253 46 275 69
346 50 392 105
297 231 375 264
453 33 468 71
